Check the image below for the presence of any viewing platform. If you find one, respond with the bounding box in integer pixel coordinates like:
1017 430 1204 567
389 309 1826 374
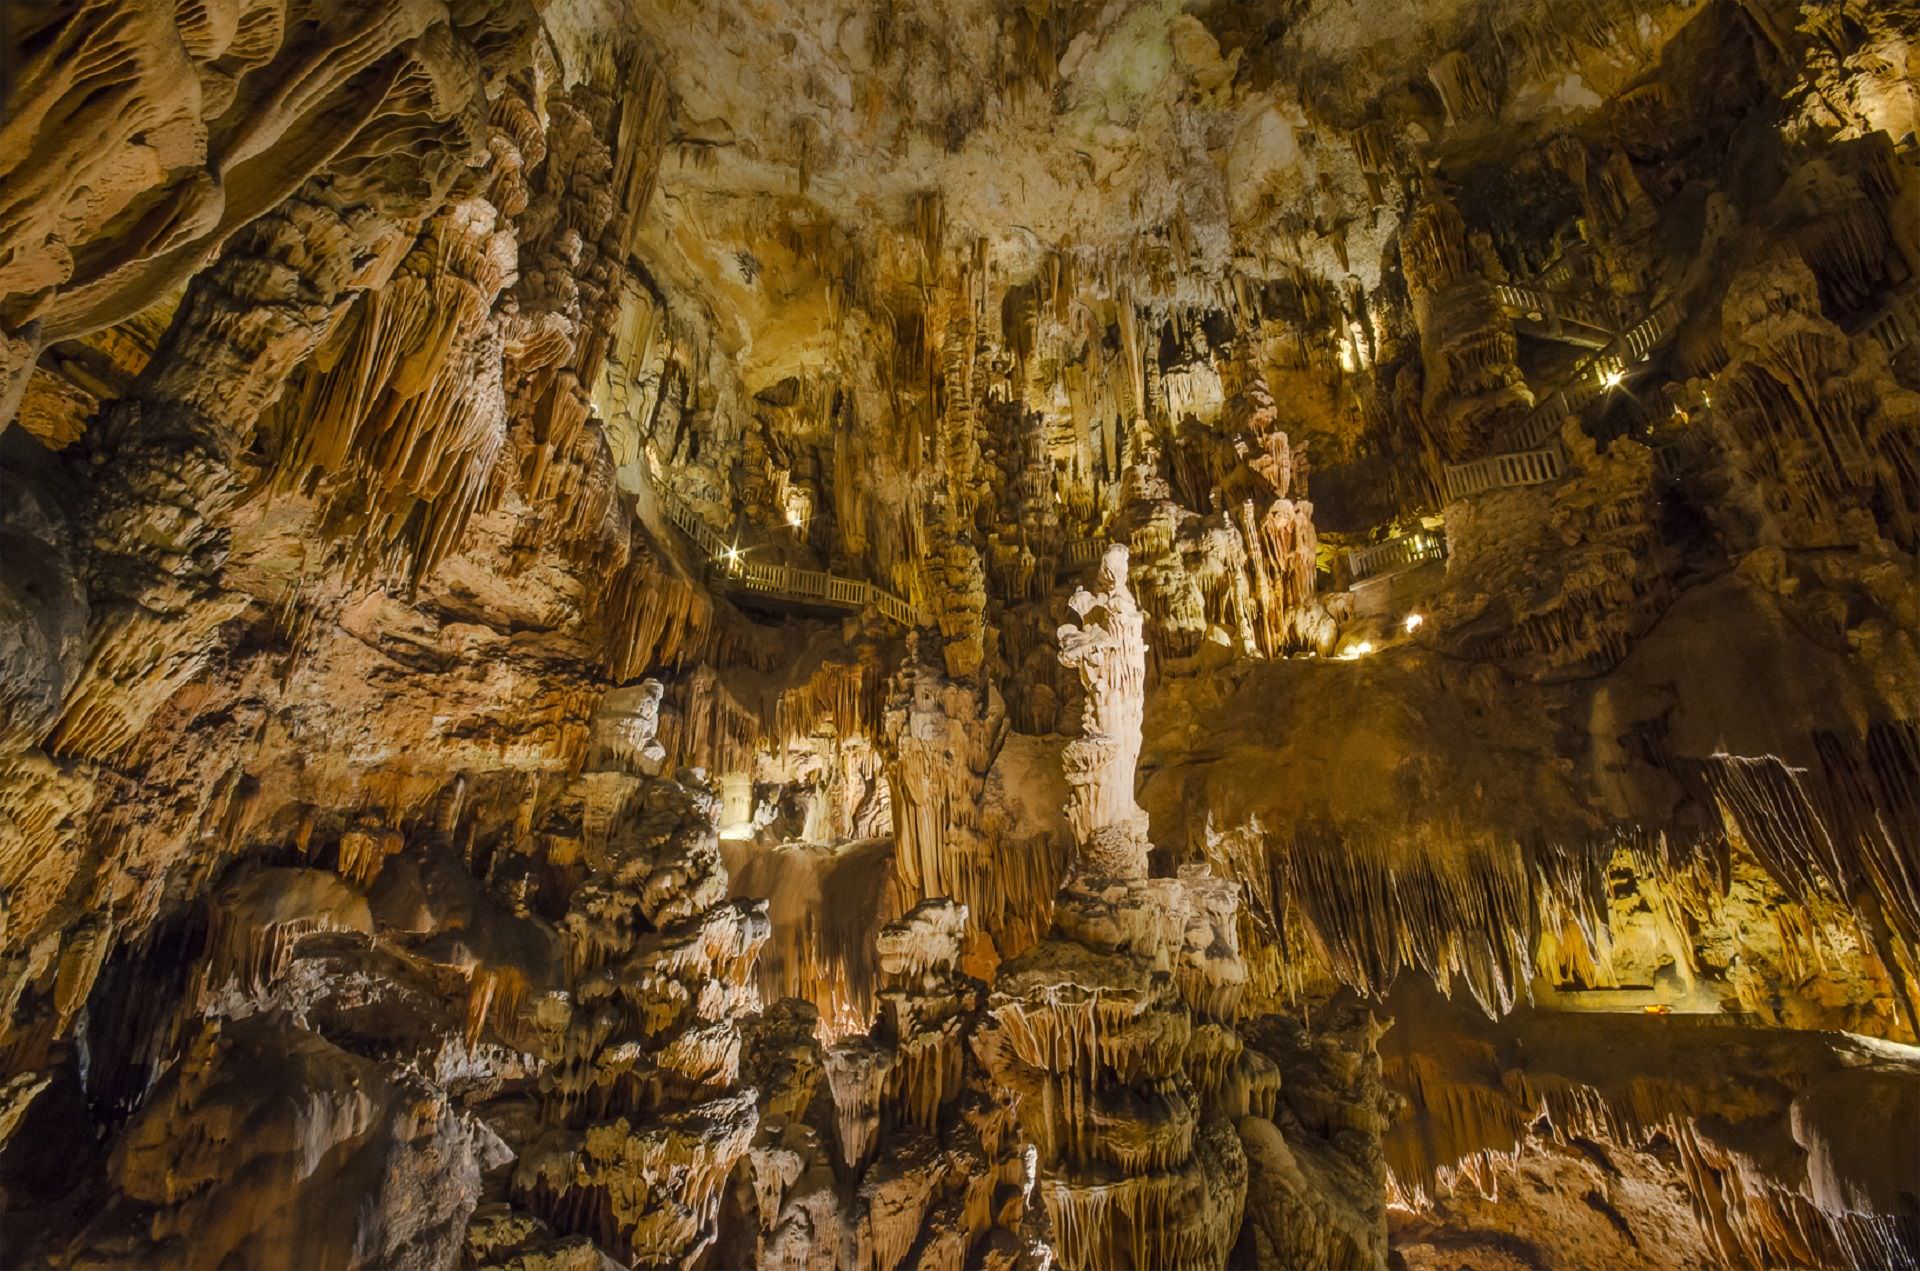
655 487 923 626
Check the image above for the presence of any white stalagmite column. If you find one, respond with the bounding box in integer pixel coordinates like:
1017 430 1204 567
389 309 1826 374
718 771 755 839
1057 543 1151 877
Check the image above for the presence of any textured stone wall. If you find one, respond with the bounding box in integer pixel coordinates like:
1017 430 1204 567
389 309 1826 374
3 1 1920 1268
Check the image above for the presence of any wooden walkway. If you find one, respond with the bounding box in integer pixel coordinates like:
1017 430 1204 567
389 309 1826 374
1442 295 1682 502
655 488 922 626
1493 282 1619 349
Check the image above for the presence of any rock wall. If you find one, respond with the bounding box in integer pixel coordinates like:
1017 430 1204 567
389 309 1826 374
3 1 1920 1268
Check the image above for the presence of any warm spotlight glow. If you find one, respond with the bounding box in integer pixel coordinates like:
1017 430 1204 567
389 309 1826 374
1403 612 1424 633
1602 369 1625 389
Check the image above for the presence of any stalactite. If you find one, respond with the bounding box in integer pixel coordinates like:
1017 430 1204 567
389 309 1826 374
1385 1007 1920 1269
199 867 374 999
518 774 769 1265
597 552 716 683
1711 246 1920 552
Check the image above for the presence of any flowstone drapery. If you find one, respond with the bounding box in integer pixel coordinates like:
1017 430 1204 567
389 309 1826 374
6 3 1920 1268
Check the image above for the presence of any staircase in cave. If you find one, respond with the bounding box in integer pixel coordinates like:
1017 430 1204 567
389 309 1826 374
1442 294 1684 502
1492 281 1621 349
652 485 923 625
1445 273 1919 505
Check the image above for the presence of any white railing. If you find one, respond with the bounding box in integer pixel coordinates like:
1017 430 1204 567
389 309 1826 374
1861 288 1920 357
1534 254 1581 290
1062 538 1106 568
1442 445 1565 502
653 487 922 625
1344 530 1448 582
1620 301 1679 360
1492 283 1618 342
1447 278 1906 505
1498 298 1681 455
659 489 729 558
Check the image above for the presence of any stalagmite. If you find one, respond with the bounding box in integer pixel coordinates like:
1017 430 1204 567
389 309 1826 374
1058 546 1152 878
5 3 1920 1268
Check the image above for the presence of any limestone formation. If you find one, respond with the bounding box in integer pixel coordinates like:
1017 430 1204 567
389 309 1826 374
1057 545 1152 877
4 2 1920 1268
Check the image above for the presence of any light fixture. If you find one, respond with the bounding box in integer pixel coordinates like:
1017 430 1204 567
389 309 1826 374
1602 369 1625 390
786 510 804 528
1403 612 1424 634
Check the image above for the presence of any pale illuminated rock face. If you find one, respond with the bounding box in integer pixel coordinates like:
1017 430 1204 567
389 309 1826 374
5 1 1920 1268
1058 545 1152 878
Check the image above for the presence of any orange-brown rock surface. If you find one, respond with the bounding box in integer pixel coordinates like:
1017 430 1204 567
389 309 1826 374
4 1 1920 1268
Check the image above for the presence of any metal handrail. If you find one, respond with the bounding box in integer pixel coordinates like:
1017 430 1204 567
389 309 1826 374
1442 445 1565 502
1345 530 1448 582
1442 277 1905 505
653 487 923 625
1499 297 1681 455
1534 254 1582 291
1493 283 1619 339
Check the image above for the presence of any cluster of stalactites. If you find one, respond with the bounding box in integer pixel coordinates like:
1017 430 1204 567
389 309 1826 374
268 191 518 588
881 647 1028 945
804 898 1032 1270
517 773 770 1265
1675 724 1920 1029
1114 375 1328 662
977 931 1257 1271
1385 1022 1920 1270
825 899 976 1168
1711 246 1920 552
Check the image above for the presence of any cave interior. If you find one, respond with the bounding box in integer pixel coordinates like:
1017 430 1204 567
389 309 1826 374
3 1 1920 1268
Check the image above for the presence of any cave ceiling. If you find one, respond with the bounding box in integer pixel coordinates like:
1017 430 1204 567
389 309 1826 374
2 0 1920 1268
